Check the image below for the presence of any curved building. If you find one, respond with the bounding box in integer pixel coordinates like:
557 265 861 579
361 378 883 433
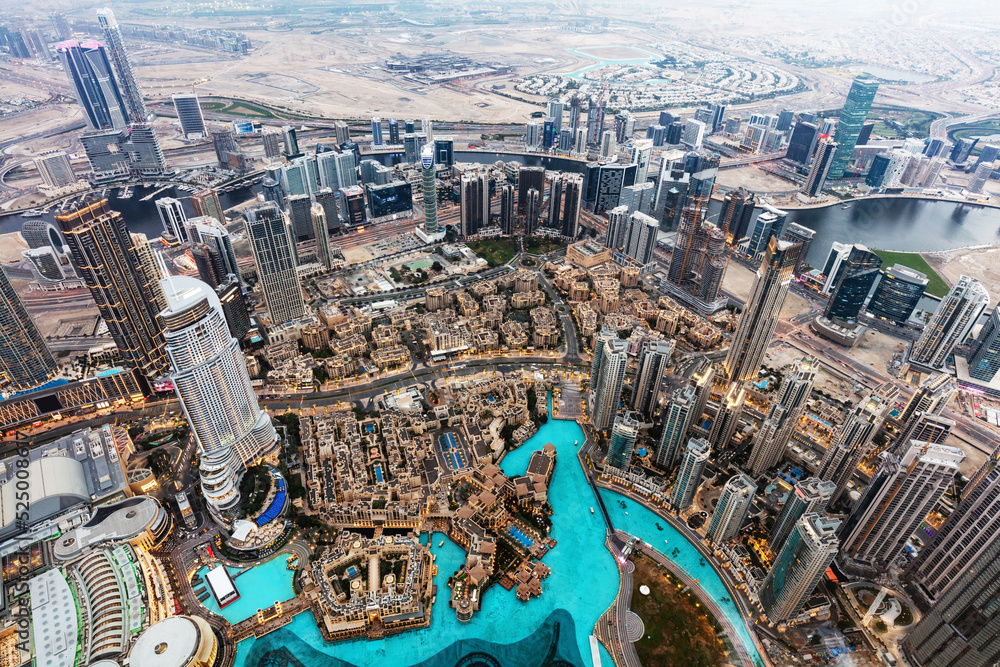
129 616 219 667
0 264 58 392
160 276 277 511
56 39 128 130
54 496 170 560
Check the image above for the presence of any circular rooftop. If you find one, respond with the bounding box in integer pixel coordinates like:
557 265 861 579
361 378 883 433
129 616 215 667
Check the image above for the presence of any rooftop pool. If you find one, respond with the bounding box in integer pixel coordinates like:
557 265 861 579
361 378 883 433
233 396 762 667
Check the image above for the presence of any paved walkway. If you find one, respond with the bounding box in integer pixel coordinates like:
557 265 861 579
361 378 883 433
593 536 642 667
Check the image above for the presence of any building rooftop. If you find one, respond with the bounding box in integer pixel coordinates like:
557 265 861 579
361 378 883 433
53 496 165 560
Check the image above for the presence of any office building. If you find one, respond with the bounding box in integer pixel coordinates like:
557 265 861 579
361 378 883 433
97 8 147 122
316 150 357 191
968 161 993 194
663 206 728 313
546 99 564 135
420 148 438 233
573 128 587 154
285 194 314 242
619 181 655 217
589 327 616 389
559 126 575 150
656 385 698 469
311 204 332 269
630 139 654 183
590 336 629 430
866 154 891 187
707 474 757 544
803 138 838 196
434 138 454 168
892 413 954 454
370 117 384 147
460 171 490 237
741 124 769 154
778 223 815 275
542 117 557 149
725 238 801 382
747 356 818 475
281 125 300 158
525 121 541 150
866 265 927 325
824 245 881 321
630 340 675 418
785 122 819 166
897 374 956 428
21 220 63 251
830 78 879 178
387 118 399 145
57 40 128 130
366 180 412 218
606 412 640 470
57 200 167 377
770 478 835 554
261 129 282 159
339 186 366 225
547 173 583 239
314 189 340 234
775 109 794 132
499 184 516 235
604 205 629 250
586 97 606 145
524 188 541 235
839 441 963 572
188 217 238 287
280 157 318 197
403 133 425 164
903 528 1000 667
816 392 886 504
709 382 747 451
718 188 756 242
160 276 277 511
243 202 305 325
156 197 188 243
759 514 840 623
670 438 711 511
594 163 637 214
683 118 706 150
32 151 75 190
517 166 546 216
622 211 659 265
747 210 780 258
911 276 989 370
172 93 206 139
0 265 59 392
967 307 1000 382
599 130 617 160
647 124 667 147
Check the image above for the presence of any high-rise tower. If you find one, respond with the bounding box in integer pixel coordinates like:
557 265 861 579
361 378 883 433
824 245 881 321
707 473 757 544
967 307 1000 383
160 276 277 512
759 514 840 623
421 146 439 233
709 382 747 451
829 78 879 178
656 384 697 469
724 238 801 382
590 336 629 430
57 40 128 130
747 356 818 475
816 391 886 504
606 412 640 470
57 200 167 377
802 138 838 196
670 437 711 511
630 340 675 418
243 202 305 325
769 478 835 554
0 266 58 392
911 276 989 370
96 8 148 122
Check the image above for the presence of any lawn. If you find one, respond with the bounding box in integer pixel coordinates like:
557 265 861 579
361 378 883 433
947 119 1000 149
631 553 728 667
523 236 566 256
871 249 950 298
466 238 518 267
866 107 944 139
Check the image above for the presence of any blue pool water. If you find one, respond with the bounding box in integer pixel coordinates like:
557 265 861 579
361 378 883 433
232 394 761 667
366 424 375 433
507 526 534 548
637 448 648 457
373 464 384 483
197 557 295 624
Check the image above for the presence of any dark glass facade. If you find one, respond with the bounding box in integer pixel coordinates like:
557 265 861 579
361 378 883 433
824 246 882 321
867 265 927 325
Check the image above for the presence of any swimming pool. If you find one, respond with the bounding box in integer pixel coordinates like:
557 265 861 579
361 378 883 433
373 464 384 483
508 526 534 548
196 556 295 625
233 394 762 667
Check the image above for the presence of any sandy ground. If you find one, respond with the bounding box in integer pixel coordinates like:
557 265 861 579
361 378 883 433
0 233 29 264
924 245 1000 305
715 166 799 194
844 328 909 377
721 261 755 303
0 104 83 150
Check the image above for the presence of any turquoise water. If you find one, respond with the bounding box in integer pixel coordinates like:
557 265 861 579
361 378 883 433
232 396 760 666
562 46 662 80
196 556 295 624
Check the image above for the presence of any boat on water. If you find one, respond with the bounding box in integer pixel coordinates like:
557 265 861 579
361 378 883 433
841 203 851 209
438 540 444 547
590 507 594 514
21 209 43 217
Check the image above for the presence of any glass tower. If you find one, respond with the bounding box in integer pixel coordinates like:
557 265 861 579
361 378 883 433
824 245 882 321
829 78 879 178
0 266 58 392
759 514 840 623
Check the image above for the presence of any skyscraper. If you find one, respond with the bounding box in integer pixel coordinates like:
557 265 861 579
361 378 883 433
707 473 757 544
589 327 616 389
285 194 314 242
188 216 239 284
779 223 815 276
517 166 546 216
839 441 963 573
281 126 300 158
769 478 835 554
816 392 888 504
548 173 583 239
662 206 728 313
569 95 581 132
460 171 489 237
524 188 541 235
421 146 439 233
724 238 801 382
670 437 711 511
311 204 332 269
594 163 636 214
57 200 167 377
866 265 927 325
630 340 675 418
606 412 639 470
911 276 989 370
892 412 954 454
747 356 818 475
709 382 747 451
622 211 659 265
903 530 1000 667
57 40 128 130
160 276 277 512
156 197 187 243
34 151 77 189
967 307 1000 383
590 336 629 430
656 384 697 469
829 78 879 178
243 202 305 325
0 266 58 392
262 129 281 159
824 245 881 321
172 93 206 139
546 100 564 136
718 188 756 242
759 514 840 623
604 205 629 250
619 182 656 217
96 8 148 122
370 117 384 147
803 138 838 196
190 188 225 224
499 183 515 235
524 121 541 150
897 374 956 428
